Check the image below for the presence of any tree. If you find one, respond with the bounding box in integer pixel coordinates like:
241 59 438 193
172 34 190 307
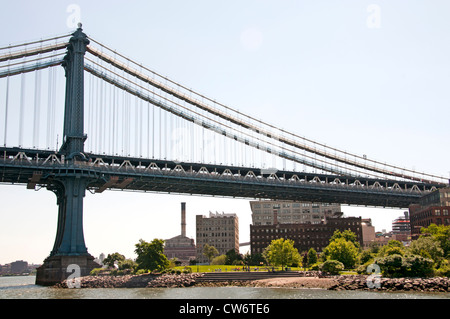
375 254 434 278
211 254 227 265
225 249 243 265
103 252 125 268
134 238 169 272
421 224 450 257
323 237 359 269
377 240 405 257
321 260 344 275
119 258 137 271
244 252 266 266
202 244 219 264
306 248 318 268
330 229 360 248
409 236 444 266
264 238 301 269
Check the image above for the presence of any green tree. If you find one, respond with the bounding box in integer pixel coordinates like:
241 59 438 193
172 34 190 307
225 249 243 265
359 249 375 265
375 254 404 277
134 238 169 272
323 237 359 269
211 254 227 265
103 252 125 268
409 236 444 266
202 244 219 264
307 248 318 268
330 229 360 248
244 252 266 266
321 260 344 275
377 240 405 257
421 224 450 257
119 258 137 271
375 254 434 278
264 238 302 269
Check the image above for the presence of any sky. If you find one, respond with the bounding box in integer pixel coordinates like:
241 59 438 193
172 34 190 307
0 1 449 264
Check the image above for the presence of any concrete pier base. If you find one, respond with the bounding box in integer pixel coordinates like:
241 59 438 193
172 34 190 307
35 254 100 286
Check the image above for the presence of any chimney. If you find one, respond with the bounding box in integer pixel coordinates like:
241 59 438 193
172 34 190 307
181 202 186 237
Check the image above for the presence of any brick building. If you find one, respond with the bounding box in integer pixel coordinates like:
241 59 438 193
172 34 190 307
409 187 450 238
250 216 363 255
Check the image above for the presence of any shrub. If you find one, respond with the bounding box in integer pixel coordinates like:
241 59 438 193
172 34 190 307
211 254 227 265
134 269 149 275
375 254 403 277
182 266 192 274
309 262 321 271
435 259 450 277
89 268 104 276
321 260 344 275
402 255 434 277
375 254 434 278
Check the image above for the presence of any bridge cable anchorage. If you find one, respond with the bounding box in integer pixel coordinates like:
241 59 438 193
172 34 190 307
85 40 446 185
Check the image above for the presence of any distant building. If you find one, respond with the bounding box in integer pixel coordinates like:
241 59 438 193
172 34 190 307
361 218 376 248
391 211 411 243
250 216 363 254
164 202 196 265
409 187 450 238
196 212 239 264
10 260 28 274
250 200 342 225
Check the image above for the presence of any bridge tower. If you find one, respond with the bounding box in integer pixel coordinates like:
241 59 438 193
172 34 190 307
36 24 100 286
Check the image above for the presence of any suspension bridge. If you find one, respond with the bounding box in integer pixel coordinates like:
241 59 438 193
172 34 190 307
0 25 447 285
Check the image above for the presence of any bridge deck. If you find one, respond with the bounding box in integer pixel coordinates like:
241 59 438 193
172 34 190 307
1 147 443 208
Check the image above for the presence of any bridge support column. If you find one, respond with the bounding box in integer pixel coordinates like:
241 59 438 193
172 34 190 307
36 176 99 286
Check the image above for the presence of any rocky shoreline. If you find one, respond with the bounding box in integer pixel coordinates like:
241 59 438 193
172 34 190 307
55 273 204 288
328 275 450 293
55 272 450 293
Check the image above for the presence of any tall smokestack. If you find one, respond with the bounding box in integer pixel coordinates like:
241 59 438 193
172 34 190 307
181 202 186 237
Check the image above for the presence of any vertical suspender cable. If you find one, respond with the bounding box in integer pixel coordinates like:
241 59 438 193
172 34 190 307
111 85 117 155
33 69 41 148
139 98 143 157
3 76 9 147
159 107 161 159
19 73 25 147
87 74 91 152
50 67 57 150
152 102 155 159
121 91 125 155
46 67 52 149
147 101 150 158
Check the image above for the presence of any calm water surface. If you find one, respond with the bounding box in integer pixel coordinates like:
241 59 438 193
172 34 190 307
1 276 449 299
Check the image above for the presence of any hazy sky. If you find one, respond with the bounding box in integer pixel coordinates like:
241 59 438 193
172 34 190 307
0 1 449 264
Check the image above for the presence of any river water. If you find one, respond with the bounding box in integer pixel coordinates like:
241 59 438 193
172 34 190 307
1 276 449 299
